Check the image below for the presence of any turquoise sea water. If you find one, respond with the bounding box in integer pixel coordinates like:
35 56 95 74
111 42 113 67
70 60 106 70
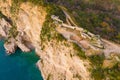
0 41 43 80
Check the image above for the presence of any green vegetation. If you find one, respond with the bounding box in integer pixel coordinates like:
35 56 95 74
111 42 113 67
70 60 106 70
3 1 18 39
1 0 120 79
10 0 46 17
8 0 46 41
20 0 45 6
11 1 66 43
72 10 120 43
88 55 105 80
11 0 20 15
116 33 120 39
0 4 18 41
103 65 120 80
88 55 120 80
72 43 86 59
71 42 120 80
8 24 18 38
0 11 17 39
52 0 120 43
11 0 45 6
3 0 66 45
40 3 66 43
0 11 4 19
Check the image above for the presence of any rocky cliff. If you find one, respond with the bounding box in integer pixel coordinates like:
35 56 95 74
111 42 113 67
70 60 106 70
0 0 120 80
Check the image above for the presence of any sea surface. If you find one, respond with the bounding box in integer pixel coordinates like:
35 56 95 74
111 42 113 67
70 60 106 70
0 41 43 80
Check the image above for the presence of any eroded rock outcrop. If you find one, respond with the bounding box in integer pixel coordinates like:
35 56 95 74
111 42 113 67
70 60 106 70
0 0 120 80
0 1 46 54
0 1 91 80
37 41 91 80
0 18 11 38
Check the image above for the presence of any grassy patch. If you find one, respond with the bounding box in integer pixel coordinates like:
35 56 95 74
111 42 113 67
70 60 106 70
103 65 120 80
88 55 105 80
72 43 86 59
0 11 4 19
88 55 120 80
40 3 66 43
8 24 18 38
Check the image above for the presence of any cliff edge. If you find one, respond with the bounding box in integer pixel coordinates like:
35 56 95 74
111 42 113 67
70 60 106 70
0 0 120 80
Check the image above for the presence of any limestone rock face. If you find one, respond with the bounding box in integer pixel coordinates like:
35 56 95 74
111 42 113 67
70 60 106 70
16 3 46 46
0 1 120 80
0 0 12 17
4 38 17 54
36 41 91 80
0 2 46 54
0 18 11 38
0 2 91 79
